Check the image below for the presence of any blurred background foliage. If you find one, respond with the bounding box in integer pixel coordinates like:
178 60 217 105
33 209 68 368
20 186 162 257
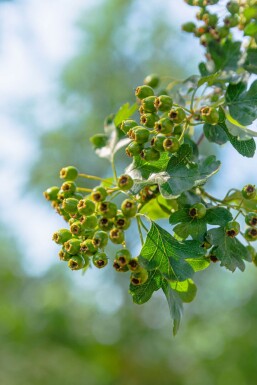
1 0 257 384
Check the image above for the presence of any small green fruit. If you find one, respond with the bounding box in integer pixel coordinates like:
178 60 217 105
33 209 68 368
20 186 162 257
91 186 108 202
189 203 207 219
116 249 131 266
98 217 113 231
140 147 160 162
118 174 134 191
120 120 138 135
52 229 73 245
93 231 109 248
141 96 157 113
154 118 173 135
125 141 143 157
242 185 256 200
80 215 98 229
77 199 95 216
60 166 78 181
98 201 117 218
109 228 125 244
121 199 137 217
200 106 219 125
93 252 108 268
130 269 149 285
62 198 79 215
163 137 180 153
80 239 98 256
64 238 81 255
245 213 257 227
135 85 154 99
143 74 160 88
61 181 77 198
245 227 257 242
140 113 159 128
168 108 186 124
128 127 150 144
43 186 59 201
225 221 240 238
114 214 131 230
154 95 173 112
68 254 85 270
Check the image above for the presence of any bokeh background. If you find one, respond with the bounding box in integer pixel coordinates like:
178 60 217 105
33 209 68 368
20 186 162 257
0 1 257 384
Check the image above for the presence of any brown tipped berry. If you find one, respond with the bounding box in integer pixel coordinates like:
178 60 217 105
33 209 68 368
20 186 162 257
68 254 85 270
43 186 59 201
189 203 207 219
121 199 137 217
135 85 154 99
52 229 73 245
60 166 78 181
93 252 108 269
242 185 256 200
163 137 180 153
143 74 160 88
225 221 240 238
154 95 173 112
168 108 186 124
91 186 108 202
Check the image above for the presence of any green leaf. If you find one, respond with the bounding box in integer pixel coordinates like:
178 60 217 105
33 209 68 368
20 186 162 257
225 112 257 140
220 121 256 157
139 222 206 281
208 40 241 72
198 71 221 87
169 279 197 303
129 270 163 305
203 123 228 145
170 207 232 241
244 48 257 74
126 152 170 180
162 280 183 336
113 103 138 126
244 22 257 37
159 145 220 198
206 227 248 272
140 196 178 221
226 80 257 126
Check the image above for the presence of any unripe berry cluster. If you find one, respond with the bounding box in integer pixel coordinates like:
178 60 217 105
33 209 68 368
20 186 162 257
182 0 244 48
44 167 150 283
122 80 220 161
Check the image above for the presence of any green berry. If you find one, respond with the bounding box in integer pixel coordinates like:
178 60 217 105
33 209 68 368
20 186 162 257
116 249 131 266
120 120 138 135
61 181 77 198
189 203 207 219
52 229 72 245
135 85 154 99
225 221 240 238
154 118 173 135
242 185 256 200
113 259 129 272
109 228 125 244
62 198 79 215
151 134 166 152
140 112 159 128
128 257 140 272
114 214 131 230
68 254 85 270
140 147 160 162
93 231 109 248
77 199 95 215
64 238 81 255
118 174 134 191
163 137 180 153
93 252 108 268
43 186 59 201
98 201 117 218
128 127 150 144
91 186 108 202
200 106 219 125
98 217 113 231
59 248 71 261
202 13 218 26
80 214 98 229
121 199 138 217
130 269 149 285
245 213 257 227
154 95 173 112
143 74 160 88
224 15 239 28
168 108 186 124
90 134 108 149
60 166 78 181
80 239 98 256
125 141 143 157
70 221 85 236
182 21 196 33
226 1 240 14
245 227 257 242
141 96 157 113
218 26 230 38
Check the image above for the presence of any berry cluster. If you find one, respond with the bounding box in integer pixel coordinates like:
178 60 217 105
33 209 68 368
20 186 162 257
44 166 148 285
122 78 219 162
182 0 245 47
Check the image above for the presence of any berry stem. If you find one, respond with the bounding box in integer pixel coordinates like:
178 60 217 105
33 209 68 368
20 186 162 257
233 199 244 220
136 216 144 246
78 173 113 185
77 187 93 193
111 156 118 184
178 122 189 143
